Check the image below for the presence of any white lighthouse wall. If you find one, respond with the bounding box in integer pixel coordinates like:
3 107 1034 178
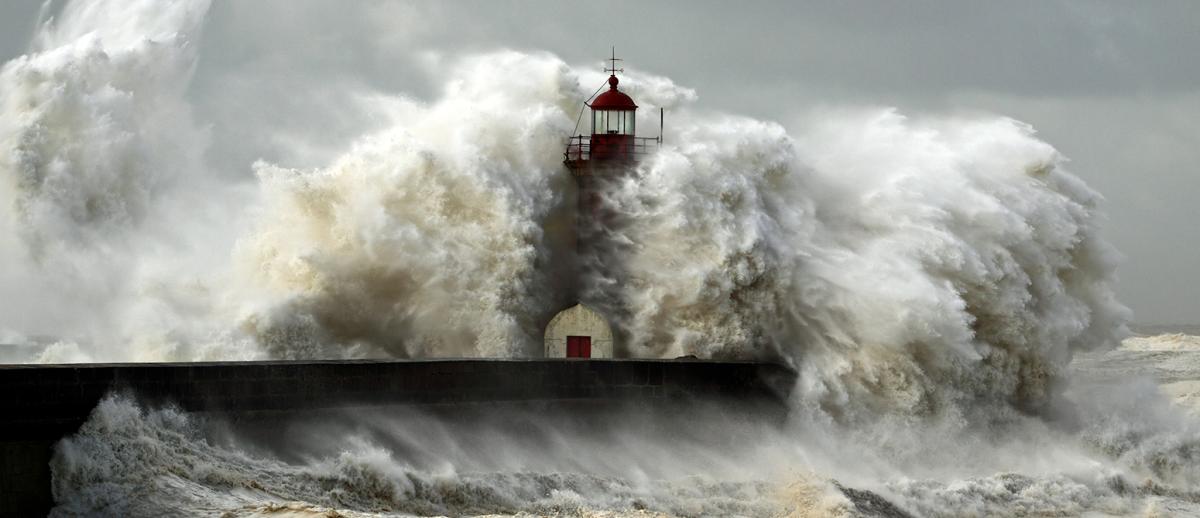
543 304 614 358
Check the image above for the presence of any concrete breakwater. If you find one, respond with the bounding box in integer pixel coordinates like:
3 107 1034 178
0 359 795 516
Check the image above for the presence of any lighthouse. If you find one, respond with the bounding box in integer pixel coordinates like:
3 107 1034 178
545 50 661 359
563 49 661 190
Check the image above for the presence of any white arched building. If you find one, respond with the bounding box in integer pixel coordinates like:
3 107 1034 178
543 304 613 358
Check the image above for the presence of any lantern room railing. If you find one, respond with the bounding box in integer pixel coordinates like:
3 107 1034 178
563 135 661 166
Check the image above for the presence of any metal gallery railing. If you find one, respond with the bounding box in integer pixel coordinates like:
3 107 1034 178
564 135 661 164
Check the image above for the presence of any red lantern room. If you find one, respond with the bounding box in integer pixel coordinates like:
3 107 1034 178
588 74 637 160
564 49 661 174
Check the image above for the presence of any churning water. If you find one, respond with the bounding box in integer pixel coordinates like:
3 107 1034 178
2 1 1197 516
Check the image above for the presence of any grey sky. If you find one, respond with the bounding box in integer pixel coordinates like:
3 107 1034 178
2 0 1197 324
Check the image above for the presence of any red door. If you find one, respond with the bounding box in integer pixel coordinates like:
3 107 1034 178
566 336 592 358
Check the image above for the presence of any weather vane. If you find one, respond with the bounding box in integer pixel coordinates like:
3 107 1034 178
605 46 623 75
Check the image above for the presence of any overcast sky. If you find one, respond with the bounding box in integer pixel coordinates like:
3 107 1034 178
2 0 1197 324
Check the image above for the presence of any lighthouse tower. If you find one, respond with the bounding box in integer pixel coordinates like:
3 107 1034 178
546 50 661 359
563 49 661 230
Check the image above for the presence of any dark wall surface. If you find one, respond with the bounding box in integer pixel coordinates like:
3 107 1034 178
0 359 795 516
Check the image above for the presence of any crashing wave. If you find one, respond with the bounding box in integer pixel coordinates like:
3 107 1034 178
1 2 1129 426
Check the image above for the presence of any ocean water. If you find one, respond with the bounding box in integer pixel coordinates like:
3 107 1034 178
1 1 1195 516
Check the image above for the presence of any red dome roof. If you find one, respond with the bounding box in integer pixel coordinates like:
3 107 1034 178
589 75 637 110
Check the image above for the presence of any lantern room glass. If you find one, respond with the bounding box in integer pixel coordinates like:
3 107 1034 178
593 109 635 136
